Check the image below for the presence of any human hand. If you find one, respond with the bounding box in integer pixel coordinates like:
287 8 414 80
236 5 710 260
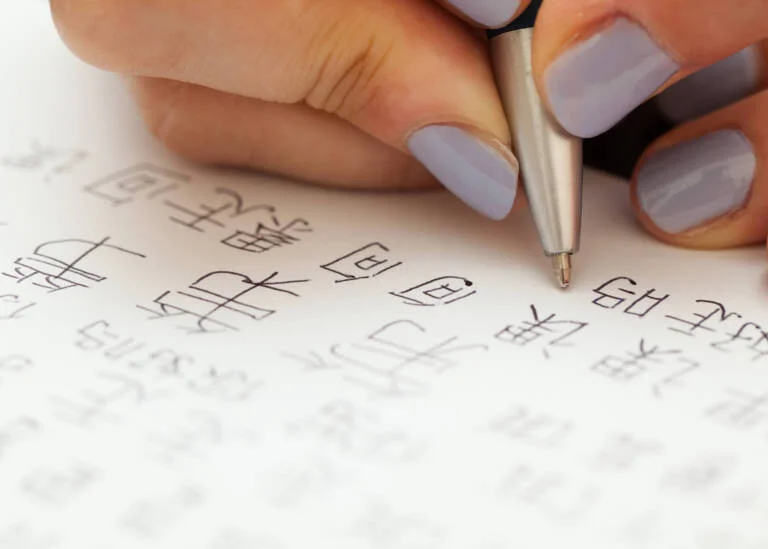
50 0 768 252
516 0 767 251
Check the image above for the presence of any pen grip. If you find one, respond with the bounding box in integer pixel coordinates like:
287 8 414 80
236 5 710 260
486 0 543 38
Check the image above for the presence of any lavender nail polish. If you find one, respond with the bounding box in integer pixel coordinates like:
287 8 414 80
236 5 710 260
442 0 521 28
407 125 519 220
637 130 756 234
545 18 680 138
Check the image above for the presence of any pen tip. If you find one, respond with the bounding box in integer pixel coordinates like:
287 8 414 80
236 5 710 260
552 253 572 289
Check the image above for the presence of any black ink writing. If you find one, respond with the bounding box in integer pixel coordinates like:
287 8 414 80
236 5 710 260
138 270 309 334
390 276 476 306
321 243 402 283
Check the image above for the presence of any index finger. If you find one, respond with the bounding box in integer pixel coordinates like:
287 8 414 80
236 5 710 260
437 0 530 29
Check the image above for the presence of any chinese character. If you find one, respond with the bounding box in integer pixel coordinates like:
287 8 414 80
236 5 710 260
389 276 476 306
138 270 309 334
592 339 696 383
281 350 340 372
49 372 148 427
711 321 768 362
0 294 35 320
266 456 337 507
666 300 741 337
20 462 100 507
0 354 33 373
706 389 768 431
74 320 147 360
2 140 86 181
84 163 189 206
352 502 444 549
651 356 700 398
490 405 574 448
660 455 737 495
589 434 663 472
3 237 145 293
336 320 487 397
495 305 588 359
186 367 263 402
321 243 402 283
289 320 488 398
120 485 205 539
128 349 194 377
165 187 274 232
499 464 601 522
145 411 223 464
592 276 669 318
288 400 422 461
221 217 312 253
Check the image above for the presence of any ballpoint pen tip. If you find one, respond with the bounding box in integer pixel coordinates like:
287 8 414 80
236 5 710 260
553 253 572 289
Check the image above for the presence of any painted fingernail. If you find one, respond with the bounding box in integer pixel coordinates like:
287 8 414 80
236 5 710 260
656 47 763 123
407 125 519 220
442 0 521 28
545 17 680 138
637 130 756 234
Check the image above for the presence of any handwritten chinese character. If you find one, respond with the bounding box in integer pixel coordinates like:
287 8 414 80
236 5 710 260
75 320 147 359
495 305 588 359
706 389 768 432
49 372 149 427
0 355 33 379
84 163 189 206
2 237 145 293
660 455 737 495
490 405 574 449
352 503 445 549
288 400 422 461
2 140 86 182
165 187 274 232
592 276 669 318
221 218 312 253
589 434 663 472
138 270 309 334
591 340 696 386
120 485 205 539
666 300 741 337
20 462 100 507
0 294 35 320
498 464 601 522
286 320 487 398
711 321 768 362
321 243 402 283
390 276 475 306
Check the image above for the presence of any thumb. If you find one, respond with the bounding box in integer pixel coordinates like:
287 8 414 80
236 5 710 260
52 0 519 219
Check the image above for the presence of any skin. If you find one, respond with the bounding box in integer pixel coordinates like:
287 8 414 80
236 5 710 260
49 0 768 255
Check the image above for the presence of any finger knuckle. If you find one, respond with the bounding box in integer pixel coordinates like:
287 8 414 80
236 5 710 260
132 78 192 155
303 22 394 120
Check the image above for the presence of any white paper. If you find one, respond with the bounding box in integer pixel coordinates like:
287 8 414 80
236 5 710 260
2 6 768 549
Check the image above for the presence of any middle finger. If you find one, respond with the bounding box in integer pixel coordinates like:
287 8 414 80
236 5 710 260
533 0 768 138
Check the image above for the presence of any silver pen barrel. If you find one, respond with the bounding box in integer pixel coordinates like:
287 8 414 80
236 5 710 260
490 29 583 272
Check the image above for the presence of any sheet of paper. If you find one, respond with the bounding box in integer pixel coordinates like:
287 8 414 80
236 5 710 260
2 5 768 549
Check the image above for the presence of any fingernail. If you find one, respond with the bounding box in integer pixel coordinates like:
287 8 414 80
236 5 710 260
545 17 680 138
637 130 756 234
407 125 519 220
656 47 762 123
442 0 521 28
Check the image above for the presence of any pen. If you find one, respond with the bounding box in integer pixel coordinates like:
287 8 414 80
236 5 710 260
488 0 583 289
